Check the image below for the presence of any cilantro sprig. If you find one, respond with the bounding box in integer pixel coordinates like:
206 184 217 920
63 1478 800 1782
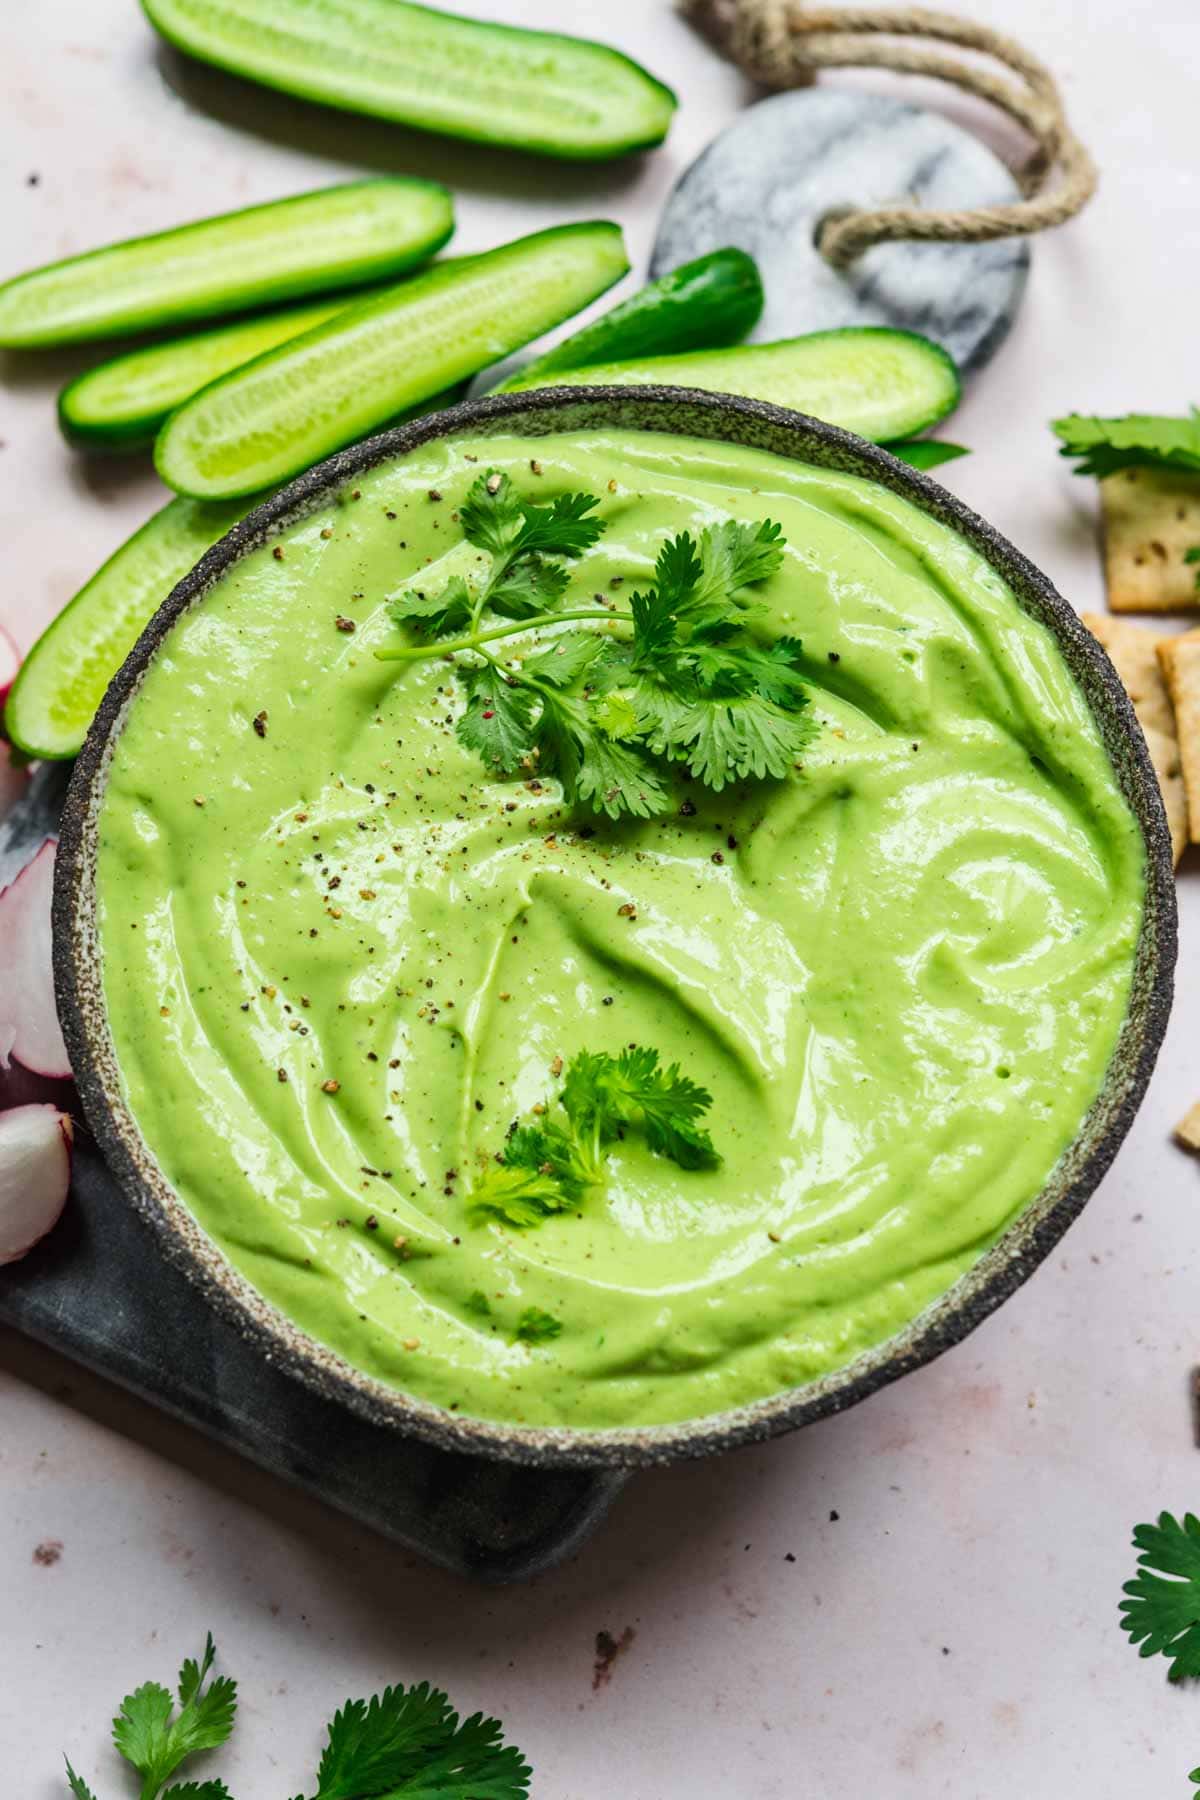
1052 409 1200 478
1120 1511 1200 1683
471 1045 720 1228
63 1636 530 1800
377 468 814 820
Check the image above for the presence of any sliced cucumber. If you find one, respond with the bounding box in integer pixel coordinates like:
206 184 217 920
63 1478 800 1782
156 222 630 502
886 440 970 471
497 248 763 390
141 0 675 161
59 294 368 451
0 179 453 349
505 328 962 442
5 497 245 760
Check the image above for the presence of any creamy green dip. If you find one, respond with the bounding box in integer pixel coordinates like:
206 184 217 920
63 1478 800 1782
96 430 1144 1429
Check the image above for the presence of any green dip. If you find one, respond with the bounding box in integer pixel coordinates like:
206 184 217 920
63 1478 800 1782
96 430 1144 1429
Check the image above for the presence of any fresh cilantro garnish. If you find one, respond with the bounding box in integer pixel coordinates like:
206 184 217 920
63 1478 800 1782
1051 409 1200 478
378 470 815 819
1120 1512 1200 1681
61 1637 530 1800
472 1045 719 1228
515 1306 562 1345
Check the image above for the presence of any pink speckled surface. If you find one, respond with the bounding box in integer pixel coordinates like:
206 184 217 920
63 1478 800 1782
2 2 1198 1794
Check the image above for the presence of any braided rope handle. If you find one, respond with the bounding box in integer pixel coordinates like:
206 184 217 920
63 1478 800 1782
681 0 1097 268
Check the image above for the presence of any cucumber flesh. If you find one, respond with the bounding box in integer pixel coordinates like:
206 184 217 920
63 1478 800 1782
156 222 629 502
498 248 763 390
141 0 675 160
0 179 453 349
506 328 962 442
5 498 246 761
59 294 367 451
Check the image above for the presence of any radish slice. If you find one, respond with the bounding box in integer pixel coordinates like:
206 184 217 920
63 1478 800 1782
0 622 18 715
0 1104 72 1264
0 838 71 1078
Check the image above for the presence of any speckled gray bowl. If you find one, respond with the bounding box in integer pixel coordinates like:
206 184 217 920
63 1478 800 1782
55 387 1177 1470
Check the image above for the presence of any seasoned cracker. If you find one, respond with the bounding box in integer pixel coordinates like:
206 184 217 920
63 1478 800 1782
1175 1101 1200 1155
1081 613 1187 864
1157 629 1200 842
1100 467 1200 612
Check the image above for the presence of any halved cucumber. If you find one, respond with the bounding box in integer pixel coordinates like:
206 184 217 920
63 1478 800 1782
156 222 630 502
505 328 962 442
0 179 453 349
59 293 368 451
497 248 763 390
141 0 675 161
5 497 246 760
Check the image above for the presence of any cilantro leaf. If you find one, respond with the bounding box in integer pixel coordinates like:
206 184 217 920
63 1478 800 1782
508 488 604 561
390 574 473 638
561 1046 720 1171
311 1681 530 1800
571 730 671 821
516 1307 562 1345
161 1785 235 1799
455 668 536 777
471 1046 720 1227
1120 1512 1200 1680
459 471 525 557
692 518 785 610
112 1682 175 1783
1051 410 1200 478
488 556 570 621
886 439 969 472
112 1637 237 1795
518 632 603 688
64 1762 99 1800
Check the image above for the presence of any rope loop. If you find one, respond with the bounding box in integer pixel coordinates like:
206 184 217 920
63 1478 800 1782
681 0 1097 269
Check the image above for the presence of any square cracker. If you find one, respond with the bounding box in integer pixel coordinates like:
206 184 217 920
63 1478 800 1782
1156 628 1200 843
1101 466 1200 611
1176 1102 1200 1154
1081 613 1187 864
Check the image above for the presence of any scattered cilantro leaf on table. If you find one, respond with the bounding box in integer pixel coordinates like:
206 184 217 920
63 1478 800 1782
306 1682 529 1800
104 1633 237 1800
1120 1511 1200 1681
378 469 815 819
1051 409 1200 478
471 1045 720 1228
61 1636 530 1800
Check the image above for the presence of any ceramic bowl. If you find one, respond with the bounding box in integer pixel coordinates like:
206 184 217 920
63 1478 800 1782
54 386 1177 1468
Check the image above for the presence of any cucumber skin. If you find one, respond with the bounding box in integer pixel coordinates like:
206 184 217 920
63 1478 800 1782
4 498 246 761
0 179 453 349
508 327 962 441
141 0 675 161
499 249 764 389
155 224 630 502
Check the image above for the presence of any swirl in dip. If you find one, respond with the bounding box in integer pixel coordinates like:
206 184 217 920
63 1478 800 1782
96 430 1144 1429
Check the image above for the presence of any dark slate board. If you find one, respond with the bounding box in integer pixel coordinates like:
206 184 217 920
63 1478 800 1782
0 766 626 1580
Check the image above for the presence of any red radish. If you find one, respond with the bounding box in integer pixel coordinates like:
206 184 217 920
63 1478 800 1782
0 838 72 1079
0 622 18 715
0 1104 72 1264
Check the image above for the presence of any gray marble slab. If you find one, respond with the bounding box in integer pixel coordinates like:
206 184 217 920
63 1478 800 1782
0 767 626 1580
651 88 1030 373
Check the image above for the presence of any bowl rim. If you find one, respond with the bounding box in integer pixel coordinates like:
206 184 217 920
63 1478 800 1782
54 384 1178 1469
